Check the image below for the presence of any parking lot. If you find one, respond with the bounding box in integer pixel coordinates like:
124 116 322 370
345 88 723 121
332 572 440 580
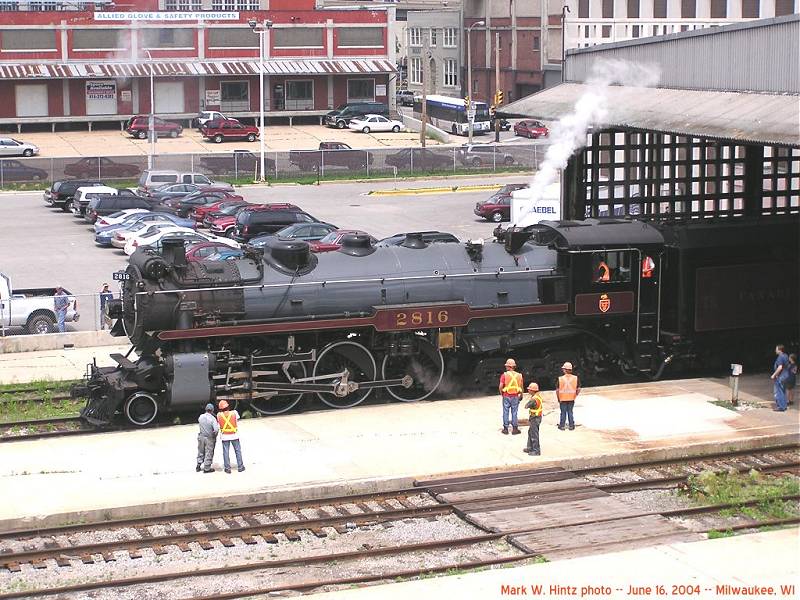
0 173 531 330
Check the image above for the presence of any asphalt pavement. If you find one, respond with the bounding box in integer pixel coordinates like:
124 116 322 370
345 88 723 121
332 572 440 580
0 173 532 331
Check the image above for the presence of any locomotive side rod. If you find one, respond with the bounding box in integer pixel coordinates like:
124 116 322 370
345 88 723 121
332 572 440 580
253 375 413 396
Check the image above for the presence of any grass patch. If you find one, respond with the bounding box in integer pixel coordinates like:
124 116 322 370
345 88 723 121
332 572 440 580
707 529 735 539
0 397 84 423
711 399 739 411
681 470 800 520
0 379 78 395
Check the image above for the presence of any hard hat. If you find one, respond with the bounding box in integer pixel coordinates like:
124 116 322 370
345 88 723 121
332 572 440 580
505 358 517 368
527 383 539 392
218 400 229 410
562 362 573 371
205 403 215 411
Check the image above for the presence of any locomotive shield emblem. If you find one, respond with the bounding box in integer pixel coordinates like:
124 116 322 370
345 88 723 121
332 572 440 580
598 293 611 313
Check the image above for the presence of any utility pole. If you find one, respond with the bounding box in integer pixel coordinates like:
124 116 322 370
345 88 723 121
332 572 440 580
561 5 570 83
420 38 429 148
494 32 500 143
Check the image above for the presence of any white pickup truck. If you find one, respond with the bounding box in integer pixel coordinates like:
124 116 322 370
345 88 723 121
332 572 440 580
0 273 79 334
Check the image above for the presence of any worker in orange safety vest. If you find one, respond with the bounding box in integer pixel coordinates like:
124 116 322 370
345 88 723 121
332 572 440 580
597 260 611 282
217 399 245 474
556 362 581 431
499 358 524 435
642 256 655 278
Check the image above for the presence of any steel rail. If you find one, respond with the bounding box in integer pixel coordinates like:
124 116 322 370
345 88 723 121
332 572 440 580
0 394 72 405
0 417 90 443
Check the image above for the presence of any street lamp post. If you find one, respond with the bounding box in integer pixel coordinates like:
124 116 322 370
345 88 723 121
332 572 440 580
561 5 570 83
249 18 273 183
145 50 155 170
466 20 485 145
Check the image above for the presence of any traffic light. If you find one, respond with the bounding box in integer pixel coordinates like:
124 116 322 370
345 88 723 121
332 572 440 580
495 90 504 106
464 96 470 109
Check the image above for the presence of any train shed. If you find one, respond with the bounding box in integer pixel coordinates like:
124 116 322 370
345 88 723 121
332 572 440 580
500 14 800 223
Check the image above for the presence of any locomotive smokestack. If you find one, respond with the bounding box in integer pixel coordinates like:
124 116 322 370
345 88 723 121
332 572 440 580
162 238 187 268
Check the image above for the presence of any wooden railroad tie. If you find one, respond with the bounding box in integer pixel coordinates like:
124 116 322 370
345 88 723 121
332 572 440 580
243 516 262 527
355 502 373 513
80 554 94 564
4 562 21 573
177 542 192 552
283 529 301 541
333 525 350 534
102 551 116 562
240 534 258 545
309 527 328 538
152 545 168 555
259 532 279 544
219 537 236 548
128 549 143 559
55 556 71 568
197 540 214 551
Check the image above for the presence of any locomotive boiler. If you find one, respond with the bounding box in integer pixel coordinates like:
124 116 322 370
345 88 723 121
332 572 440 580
79 216 798 426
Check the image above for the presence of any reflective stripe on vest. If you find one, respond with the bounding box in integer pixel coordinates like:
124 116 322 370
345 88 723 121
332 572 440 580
529 394 543 417
558 374 578 401
218 411 237 435
502 371 523 395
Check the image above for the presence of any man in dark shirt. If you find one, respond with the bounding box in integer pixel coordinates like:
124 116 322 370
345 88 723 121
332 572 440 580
99 283 113 330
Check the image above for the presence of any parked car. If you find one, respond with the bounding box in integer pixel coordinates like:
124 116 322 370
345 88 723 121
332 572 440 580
309 229 376 253
248 222 338 248
125 226 238 256
194 110 229 129
513 120 549 139
396 90 416 107
492 118 512 132
0 137 39 157
63 157 141 179
84 194 158 223
199 150 274 177
458 144 516 167
125 115 183 139
95 210 195 235
137 170 231 194
192 199 248 225
325 101 389 129
348 114 404 134
70 185 122 217
162 190 243 218
376 231 460 247
384 148 452 171
185 241 243 262
44 179 103 211
473 183 530 222
289 142 373 172
232 204 318 243
145 183 208 203
0 272 78 334
205 203 259 237
0 160 48 182
205 248 246 261
201 119 259 143
93 209 151 229
106 215 196 248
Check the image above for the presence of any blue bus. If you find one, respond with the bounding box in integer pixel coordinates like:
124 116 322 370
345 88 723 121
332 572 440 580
413 94 491 136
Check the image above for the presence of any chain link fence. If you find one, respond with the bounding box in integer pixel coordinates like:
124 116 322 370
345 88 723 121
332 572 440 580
0 292 115 337
0 142 543 187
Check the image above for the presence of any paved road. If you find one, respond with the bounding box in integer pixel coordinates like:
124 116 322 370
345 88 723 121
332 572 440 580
0 173 532 330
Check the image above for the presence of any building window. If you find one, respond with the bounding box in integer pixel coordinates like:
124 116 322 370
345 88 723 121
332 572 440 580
286 80 314 109
165 0 202 9
602 0 613 18
653 0 667 18
211 0 259 8
273 27 324 48
337 27 383 48
347 78 375 102
73 29 122 50
142 29 194 49
220 81 249 111
710 0 727 17
409 27 422 47
533 35 540 51
681 0 696 17
741 0 759 17
0 29 56 51
409 57 422 84
627 0 640 18
430 28 437 46
443 59 457 87
208 28 259 48
775 0 794 15
578 0 589 18
29 2 58 10
443 27 457 47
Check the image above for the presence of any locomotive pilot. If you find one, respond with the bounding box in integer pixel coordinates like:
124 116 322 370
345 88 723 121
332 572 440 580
499 358 524 435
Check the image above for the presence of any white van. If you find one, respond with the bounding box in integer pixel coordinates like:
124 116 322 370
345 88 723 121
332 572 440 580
71 186 119 217
137 170 229 194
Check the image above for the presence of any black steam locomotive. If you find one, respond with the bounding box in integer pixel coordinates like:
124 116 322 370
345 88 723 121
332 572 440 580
78 216 798 426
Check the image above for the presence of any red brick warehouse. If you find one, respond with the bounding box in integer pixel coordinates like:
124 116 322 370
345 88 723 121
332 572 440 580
0 0 397 129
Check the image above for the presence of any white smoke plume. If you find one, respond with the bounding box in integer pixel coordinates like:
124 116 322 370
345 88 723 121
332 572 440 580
518 59 660 225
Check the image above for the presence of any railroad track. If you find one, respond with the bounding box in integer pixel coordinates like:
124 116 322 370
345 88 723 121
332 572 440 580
0 445 796 599
0 416 91 442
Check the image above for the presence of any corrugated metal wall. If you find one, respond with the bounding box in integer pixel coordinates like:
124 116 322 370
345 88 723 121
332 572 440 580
564 16 799 94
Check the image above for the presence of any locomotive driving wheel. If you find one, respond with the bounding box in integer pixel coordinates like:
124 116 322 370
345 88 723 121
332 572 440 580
249 362 307 415
381 338 444 402
313 340 377 408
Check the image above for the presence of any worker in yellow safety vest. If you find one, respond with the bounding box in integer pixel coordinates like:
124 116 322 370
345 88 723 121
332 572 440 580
556 362 581 431
523 382 544 456
216 399 245 474
498 358 524 435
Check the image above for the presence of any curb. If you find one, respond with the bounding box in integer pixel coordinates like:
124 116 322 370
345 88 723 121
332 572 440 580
2 432 795 532
369 183 504 196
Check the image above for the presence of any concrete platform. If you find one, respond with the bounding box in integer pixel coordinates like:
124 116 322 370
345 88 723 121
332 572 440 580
0 345 131 385
1 374 797 530
309 528 800 600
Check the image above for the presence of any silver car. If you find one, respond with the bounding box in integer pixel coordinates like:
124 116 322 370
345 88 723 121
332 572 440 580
0 137 39 157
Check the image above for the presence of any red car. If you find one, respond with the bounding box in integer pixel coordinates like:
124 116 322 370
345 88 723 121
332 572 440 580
206 203 269 237
125 115 183 139
473 183 529 222
192 199 248 224
185 241 242 262
513 120 549 139
201 119 259 143
63 157 141 179
309 229 376 253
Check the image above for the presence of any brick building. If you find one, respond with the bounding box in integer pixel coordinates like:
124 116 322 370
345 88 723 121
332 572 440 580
0 0 396 127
